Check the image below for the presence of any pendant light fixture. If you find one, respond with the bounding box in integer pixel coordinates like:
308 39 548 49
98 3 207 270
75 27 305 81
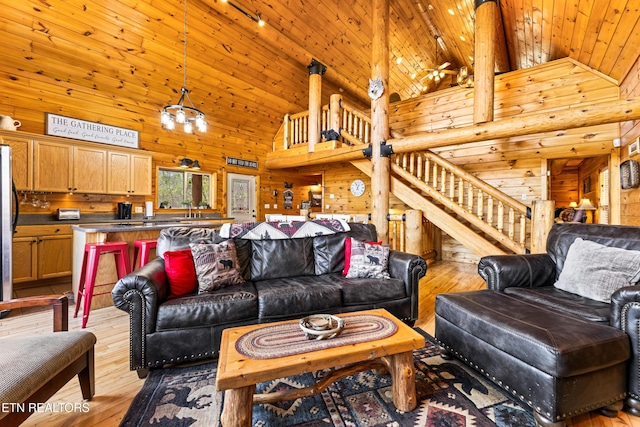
160 0 207 133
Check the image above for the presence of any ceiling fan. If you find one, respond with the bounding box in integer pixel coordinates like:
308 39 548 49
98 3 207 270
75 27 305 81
416 35 457 84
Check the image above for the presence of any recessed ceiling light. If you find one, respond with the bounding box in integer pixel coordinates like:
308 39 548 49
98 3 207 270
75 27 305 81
411 73 417 79
460 35 466 41
396 57 403 65
469 56 474 62
428 4 434 10
448 9 455 15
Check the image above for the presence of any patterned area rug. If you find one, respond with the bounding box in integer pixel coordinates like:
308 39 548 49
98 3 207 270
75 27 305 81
120 330 536 427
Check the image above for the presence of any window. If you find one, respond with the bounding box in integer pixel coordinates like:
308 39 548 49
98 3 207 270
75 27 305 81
157 168 215 209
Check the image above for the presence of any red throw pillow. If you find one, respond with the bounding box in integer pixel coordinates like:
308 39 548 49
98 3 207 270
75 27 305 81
342 238 382 276
164 249 197 298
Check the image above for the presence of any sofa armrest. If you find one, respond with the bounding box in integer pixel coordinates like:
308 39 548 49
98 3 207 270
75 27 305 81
111 258 168 370
477 254 557 291
388 251 427 322
611 286 640 400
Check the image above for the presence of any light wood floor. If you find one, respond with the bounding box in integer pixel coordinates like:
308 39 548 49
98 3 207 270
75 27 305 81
4 261 640 426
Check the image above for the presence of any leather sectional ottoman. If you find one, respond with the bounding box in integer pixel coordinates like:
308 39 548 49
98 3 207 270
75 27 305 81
435 290 630 427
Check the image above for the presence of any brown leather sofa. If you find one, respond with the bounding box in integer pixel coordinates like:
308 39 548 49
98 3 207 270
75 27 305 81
112 223 426 378
435 223 640 426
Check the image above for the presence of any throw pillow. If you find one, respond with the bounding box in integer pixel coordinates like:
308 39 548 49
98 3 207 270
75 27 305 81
554 238 640 303
190 240 244 293
344 238 390 279
164 249 198 298
342 238 382 276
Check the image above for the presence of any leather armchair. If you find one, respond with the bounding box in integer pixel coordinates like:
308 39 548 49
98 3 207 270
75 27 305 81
477 223 640 415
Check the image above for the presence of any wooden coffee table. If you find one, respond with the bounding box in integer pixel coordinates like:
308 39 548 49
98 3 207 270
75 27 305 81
215 308 425 426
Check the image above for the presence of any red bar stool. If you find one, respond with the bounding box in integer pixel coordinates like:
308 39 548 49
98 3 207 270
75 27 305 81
133 239 158 269
74 241 130 328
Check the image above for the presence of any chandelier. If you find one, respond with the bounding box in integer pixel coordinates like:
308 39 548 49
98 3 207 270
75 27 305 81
160 0 207 133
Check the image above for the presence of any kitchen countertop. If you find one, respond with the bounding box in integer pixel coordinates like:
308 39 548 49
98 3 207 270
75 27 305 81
18 212 232 226
70 219 231 233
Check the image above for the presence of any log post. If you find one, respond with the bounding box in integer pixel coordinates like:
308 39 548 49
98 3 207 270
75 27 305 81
530 200 555 253
307 59 327 153
405 210 423 255
329 93 343 147
371 0 390 244
474 0 497 124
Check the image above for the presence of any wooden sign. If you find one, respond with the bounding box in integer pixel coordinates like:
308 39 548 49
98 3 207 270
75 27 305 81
45 113 139 148
226 157 258 169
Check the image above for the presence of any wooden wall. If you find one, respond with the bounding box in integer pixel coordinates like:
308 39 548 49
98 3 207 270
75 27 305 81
620 54 640 226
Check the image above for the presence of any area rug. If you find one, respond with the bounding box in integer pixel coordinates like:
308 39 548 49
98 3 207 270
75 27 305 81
119 330 536 427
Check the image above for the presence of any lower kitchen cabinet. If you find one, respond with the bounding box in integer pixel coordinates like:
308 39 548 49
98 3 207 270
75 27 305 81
13 226 73 284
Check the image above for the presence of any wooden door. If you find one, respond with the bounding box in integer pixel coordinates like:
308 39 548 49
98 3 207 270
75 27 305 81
37 234 73 279
73 146 107 193
130 153 152 195
34 140 73 192
226 172 257 223
1 136 32 191
107 151 131 194
12 236 37 283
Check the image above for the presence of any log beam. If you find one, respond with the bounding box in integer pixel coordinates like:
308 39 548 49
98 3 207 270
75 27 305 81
371 0 391 243
265 97 640 169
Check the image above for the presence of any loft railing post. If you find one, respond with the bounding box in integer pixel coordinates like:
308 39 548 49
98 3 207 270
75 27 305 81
329 94 343 147
283 114 290 149
530 200 555 253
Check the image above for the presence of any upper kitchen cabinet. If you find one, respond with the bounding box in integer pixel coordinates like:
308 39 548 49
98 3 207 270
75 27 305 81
107 151 152 196
1 135 33 191
34 140 107 193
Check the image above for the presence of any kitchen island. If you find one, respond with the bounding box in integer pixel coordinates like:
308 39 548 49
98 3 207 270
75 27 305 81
71 219 233 312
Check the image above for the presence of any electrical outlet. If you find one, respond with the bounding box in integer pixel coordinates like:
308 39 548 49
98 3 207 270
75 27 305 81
273 204 278 209
330 194 335 199
135 206 143 213
521 194 527 201
264 203 270 209
325 204 330 209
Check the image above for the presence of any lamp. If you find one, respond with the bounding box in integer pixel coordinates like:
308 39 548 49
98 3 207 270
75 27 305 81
180 158 200 169
160 0 207 133
576 198 596 210
576 198 596 223
568 201 578 208
221 0 265 26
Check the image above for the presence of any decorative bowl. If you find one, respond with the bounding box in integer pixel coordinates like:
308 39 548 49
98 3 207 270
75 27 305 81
299 314 345 340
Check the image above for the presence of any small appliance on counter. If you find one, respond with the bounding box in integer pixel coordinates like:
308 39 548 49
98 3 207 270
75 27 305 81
117 202 132 220
57 208 80 221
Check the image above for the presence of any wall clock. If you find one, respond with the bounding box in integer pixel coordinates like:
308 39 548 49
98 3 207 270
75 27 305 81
350 179 365 197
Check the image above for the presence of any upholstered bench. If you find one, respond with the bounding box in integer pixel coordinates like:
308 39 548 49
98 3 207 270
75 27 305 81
435 290 630 427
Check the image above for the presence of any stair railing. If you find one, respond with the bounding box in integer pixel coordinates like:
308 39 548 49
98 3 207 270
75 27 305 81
393 151 530 253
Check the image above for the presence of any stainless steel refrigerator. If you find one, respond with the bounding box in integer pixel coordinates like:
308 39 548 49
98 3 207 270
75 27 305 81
0 144 18 302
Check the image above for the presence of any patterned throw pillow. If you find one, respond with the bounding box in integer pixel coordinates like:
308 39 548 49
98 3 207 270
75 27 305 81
164 249 198 298
342 238 382 276
190 240 244 293
345 238 390 279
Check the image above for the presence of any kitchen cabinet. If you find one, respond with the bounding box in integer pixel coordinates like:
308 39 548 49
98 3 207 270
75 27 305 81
13 225 73 283
33 141 107 193
107 151 152 195
0 135 33 191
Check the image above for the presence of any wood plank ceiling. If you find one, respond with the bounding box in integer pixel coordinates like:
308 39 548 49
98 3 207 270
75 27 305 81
0 0 639 148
